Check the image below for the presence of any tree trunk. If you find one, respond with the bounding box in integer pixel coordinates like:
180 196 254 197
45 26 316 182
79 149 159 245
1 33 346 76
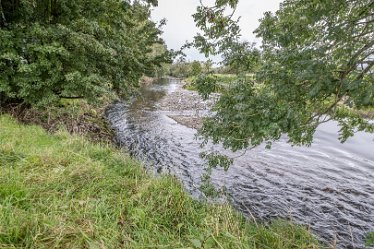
0 0 7 27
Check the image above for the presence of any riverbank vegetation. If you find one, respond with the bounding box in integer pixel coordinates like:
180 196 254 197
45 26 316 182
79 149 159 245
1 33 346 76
1 0 372 247
166 60 214 78
0 98 113 143
0 0 170 108
0 0 170 141
0 115 321 248
183 73 254 92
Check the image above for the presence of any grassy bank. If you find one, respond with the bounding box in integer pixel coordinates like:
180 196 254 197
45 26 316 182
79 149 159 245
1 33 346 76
0 115 320 248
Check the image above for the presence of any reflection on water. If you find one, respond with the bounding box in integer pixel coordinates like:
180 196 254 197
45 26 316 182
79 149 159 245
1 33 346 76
106 78 374 249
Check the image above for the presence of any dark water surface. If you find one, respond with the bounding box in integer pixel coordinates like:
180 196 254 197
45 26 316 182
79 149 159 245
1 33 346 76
106 78 374 249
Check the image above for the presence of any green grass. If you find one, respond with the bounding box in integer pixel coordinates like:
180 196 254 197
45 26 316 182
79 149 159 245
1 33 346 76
0 115 320 248
366 232 374 247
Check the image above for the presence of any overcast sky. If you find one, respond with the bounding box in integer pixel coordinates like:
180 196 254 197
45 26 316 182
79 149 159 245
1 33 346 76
151 0 282 61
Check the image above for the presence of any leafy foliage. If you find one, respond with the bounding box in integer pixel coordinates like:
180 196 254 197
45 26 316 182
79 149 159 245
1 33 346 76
0 0 169 106
145 43 171 78
193 0 374 154
191 60 203 76
169 60 212 78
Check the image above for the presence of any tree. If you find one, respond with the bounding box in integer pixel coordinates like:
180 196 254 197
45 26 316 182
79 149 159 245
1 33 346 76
0 0 168 107
145 43 172 78
190 61 202 76
169 60 192 78
193 0 374 154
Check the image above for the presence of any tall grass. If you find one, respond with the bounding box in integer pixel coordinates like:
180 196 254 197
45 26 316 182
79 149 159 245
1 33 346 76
0 115 320 248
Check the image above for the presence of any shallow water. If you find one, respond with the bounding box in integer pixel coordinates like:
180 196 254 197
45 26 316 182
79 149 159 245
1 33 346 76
106 78 374 249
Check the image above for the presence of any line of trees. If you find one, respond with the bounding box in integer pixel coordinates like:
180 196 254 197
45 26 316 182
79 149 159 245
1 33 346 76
168 60 212 78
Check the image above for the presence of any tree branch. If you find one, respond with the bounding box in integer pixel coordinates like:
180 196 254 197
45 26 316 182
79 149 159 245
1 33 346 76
355 60 374 81
343 40 374 77
59 96 85 99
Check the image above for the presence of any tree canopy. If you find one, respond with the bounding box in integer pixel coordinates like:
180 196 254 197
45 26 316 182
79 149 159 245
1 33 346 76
0 0 169 106
193 0 374 153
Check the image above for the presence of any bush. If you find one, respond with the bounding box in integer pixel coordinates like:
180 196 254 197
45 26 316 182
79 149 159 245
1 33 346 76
0 0 168 106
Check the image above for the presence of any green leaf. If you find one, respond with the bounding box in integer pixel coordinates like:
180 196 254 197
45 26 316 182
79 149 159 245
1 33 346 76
189 238 202 248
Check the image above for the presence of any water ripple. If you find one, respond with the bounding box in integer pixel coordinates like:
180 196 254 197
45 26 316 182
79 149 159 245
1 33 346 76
106 78 374 249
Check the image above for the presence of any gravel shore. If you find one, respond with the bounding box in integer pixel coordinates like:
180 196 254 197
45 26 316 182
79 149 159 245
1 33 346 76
157 83 218 129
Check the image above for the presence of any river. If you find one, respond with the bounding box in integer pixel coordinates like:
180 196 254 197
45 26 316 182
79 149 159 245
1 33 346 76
106 78 374 249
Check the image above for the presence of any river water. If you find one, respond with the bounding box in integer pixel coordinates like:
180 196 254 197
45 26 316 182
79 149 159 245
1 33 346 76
106 78 374 249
